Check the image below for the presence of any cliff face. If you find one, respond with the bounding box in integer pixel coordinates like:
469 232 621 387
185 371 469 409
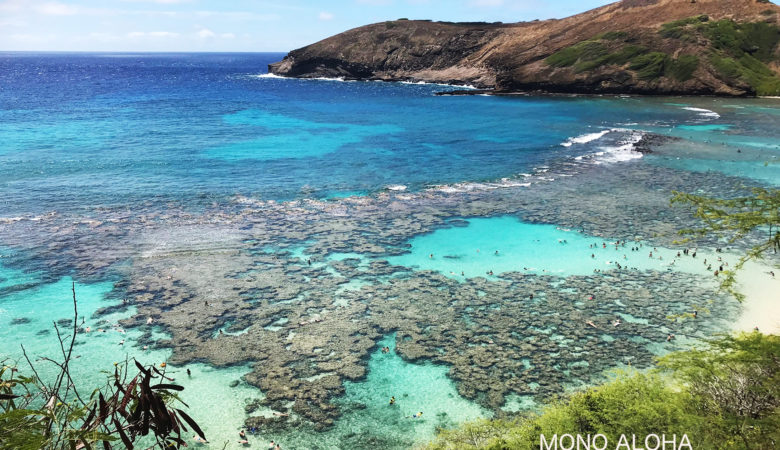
269 0 780 96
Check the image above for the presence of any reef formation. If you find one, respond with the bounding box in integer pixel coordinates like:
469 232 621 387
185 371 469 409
0 138 763 436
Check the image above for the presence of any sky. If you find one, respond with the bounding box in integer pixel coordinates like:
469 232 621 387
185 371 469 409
0 0 620 52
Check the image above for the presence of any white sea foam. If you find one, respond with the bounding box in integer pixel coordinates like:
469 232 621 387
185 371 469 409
560 129 612 147
427 178 532 194
399 80 478 90
253 73 286 79
593 131 645 164
251 73 354 83
386 184 408 192
422 130 644 196
682 107 721 119
311 76 354 82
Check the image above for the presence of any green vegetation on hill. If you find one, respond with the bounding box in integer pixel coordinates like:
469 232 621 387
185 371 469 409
545 16 780 94
544 31 699 82
661 16 780 95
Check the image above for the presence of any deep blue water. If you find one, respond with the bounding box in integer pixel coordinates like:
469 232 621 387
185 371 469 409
5 52 777 216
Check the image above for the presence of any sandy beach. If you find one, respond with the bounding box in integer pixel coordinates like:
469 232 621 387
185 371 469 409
734 260 780 334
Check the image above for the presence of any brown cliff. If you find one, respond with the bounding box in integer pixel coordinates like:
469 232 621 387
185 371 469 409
269 0 780 96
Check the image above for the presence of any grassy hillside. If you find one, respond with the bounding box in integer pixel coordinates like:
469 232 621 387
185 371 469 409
545 16 780 95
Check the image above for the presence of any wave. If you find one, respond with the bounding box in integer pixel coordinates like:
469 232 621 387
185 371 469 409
682 107 721 119
592 131 645 164
386 185 408 192
560 129 612 147
427 179 532 194
400 80 479 90
393 130 647 199
253 73 285 79
253 73 477 89
251 73 354 82
309 76 355 83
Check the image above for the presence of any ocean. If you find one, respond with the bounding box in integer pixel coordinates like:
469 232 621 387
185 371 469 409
1 52 779 449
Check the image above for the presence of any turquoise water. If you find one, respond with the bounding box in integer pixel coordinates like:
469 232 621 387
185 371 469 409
0 259 262 448
275 335 490 449
387 216 716 279
647 156 780 186
207 110 403 161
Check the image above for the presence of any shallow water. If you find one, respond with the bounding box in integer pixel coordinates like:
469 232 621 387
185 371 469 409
387 216 721 279
270 334 490 450
1 53 780 449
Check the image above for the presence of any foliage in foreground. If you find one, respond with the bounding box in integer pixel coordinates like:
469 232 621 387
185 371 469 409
426 333 780 450
672 187 780 302
0 284 204 449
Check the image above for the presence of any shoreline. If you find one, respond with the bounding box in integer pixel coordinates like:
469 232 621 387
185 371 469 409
263 73 772 99
734 259 780 334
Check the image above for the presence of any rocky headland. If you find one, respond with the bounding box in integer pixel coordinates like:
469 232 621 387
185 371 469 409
269 0 780 96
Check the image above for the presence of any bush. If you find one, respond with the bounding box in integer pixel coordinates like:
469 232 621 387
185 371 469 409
546 39 651 74
427 334 780 450
666 55 700 81
0 288 204 449
604 45 648 65
709 53 780 95
660 15 710 41
597 31 629 41
546 41 608 68
659 333 780 448
629 52 669 79
427 372 700 450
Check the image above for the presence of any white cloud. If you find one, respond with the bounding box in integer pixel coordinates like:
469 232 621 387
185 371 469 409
318 11 334 21
0 18 27 27
35 1 79 15
0 0 25 13
127 31 179 38
221 33 236 39
194 10 280 21
197 28 216 38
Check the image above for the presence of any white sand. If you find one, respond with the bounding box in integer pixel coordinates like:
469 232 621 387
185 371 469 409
733 260 780 334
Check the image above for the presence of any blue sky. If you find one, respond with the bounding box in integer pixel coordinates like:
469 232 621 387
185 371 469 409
0 0 622 52
1 0 777 52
